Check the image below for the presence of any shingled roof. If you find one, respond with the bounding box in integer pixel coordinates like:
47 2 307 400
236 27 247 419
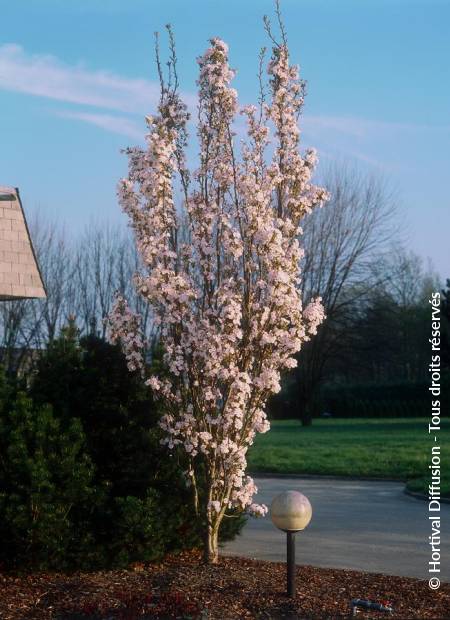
0 186 46 300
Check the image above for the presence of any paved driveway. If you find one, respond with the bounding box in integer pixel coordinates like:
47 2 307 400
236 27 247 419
223 477 450 581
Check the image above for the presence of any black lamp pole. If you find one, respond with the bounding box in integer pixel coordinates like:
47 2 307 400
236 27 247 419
270 491 311 599
287 531 296 597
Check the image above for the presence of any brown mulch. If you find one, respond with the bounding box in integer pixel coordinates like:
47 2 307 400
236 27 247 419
0 550 448 620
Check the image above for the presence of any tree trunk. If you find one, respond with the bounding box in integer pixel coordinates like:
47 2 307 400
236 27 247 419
297 379 314 426
204 522 219 564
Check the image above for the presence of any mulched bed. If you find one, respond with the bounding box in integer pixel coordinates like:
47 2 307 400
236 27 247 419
0 550 448 619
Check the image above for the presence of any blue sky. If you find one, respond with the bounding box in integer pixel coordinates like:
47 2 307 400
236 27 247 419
1 0 449 278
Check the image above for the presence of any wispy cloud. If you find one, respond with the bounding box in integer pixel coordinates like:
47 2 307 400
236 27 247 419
302 115 450 170
0 43 199 141
0 43 162 114
56 110 143 140
303 114 450 138
2 42 448 168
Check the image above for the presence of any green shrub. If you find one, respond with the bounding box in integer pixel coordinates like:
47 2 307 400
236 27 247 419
0 388 97 570
111 491 167 565
0 321 246 571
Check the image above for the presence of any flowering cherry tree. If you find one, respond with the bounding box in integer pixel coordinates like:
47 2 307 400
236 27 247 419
108 13 328 563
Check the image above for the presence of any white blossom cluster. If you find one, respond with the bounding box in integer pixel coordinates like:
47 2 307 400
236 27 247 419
106 294 145 374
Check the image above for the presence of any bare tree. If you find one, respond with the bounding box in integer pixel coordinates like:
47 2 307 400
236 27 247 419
29 215 74 345
352 247 441 383
0 299 33 375
371 247 440 308
73 224 118 337
71 222 155 342
293 162 399 423
0 217 158 375
0 214 72 375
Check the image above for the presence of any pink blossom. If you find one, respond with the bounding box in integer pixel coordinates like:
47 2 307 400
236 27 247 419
107 32 328 558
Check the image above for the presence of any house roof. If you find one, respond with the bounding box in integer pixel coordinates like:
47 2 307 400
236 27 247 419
0 186 46 300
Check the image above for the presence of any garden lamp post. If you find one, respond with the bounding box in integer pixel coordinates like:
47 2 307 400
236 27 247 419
270 490 312 598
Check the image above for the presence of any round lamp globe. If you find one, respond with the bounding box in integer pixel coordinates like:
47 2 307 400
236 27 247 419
270 490 312 532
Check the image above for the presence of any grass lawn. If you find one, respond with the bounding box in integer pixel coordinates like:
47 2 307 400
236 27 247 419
247 418 450 498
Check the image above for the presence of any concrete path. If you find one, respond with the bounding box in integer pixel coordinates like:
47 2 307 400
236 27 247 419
223 477 450 581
